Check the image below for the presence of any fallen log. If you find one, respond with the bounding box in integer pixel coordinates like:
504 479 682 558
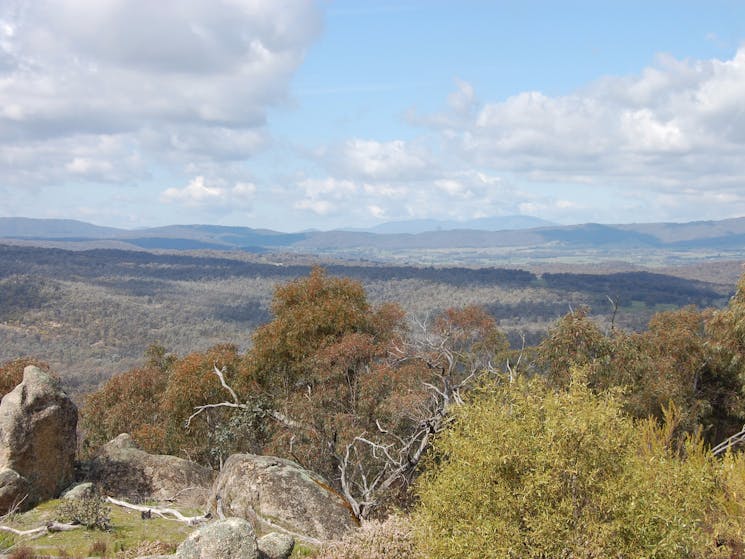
105 496 210 525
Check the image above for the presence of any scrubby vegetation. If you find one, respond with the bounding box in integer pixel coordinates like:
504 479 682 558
314 514 416 559
56 495 111 531
0 243 732 395
414 374 734 558
6 264 745 556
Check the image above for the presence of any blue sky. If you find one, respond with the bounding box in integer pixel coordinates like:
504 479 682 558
2 1 745 231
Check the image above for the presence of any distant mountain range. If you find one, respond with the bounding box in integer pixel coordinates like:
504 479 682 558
2 216 745 254
348 215 555 234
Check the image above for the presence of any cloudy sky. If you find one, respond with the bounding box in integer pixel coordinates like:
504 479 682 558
2 1 745 231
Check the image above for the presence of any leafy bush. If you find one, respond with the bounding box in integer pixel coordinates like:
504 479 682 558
57 496 111 531
413 372 733 559
711 450 745 557
314 514 417 559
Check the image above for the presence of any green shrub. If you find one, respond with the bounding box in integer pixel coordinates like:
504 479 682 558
413 372 728 559
56 496 111 531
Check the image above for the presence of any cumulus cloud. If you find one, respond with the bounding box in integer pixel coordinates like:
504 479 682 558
161 175 256 208
292 47 745 228
290 168 538 224
428 48 745 194
326 138 433 181
293 178 358 215
0 0 322 188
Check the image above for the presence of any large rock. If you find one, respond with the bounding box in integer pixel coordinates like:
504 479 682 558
175 517 258 559
61 481 95 501
89 433 215 507
0 468 30 512
0 365 77 511
210 454 355 543
257 532 294 559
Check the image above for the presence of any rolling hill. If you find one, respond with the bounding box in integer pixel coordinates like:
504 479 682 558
2 216 745 261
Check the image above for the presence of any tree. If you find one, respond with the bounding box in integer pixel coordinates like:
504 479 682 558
81 343 261 465
245 267 410 486
334 305 511 519
536 304 745 446
706 273 745 438
628 306 743 440
159 343 256 466
182 269 511 519
80 352 170 455
536 306 612 388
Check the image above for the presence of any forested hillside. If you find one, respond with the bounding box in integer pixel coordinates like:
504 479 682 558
13 264 740 558
0 244 733 395
4 263 745 557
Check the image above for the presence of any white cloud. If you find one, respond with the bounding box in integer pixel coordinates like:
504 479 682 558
429 47 745 195
447 78 476 115
65 157 113 175
287 47 745 228
161 175 256 208
0 0 322 188
162 176 224 206
289 168 533 225
294 199 335 216
434 178 472 197
298 177 358 198
330 139 432 180
368 204 386 218
292 177 357 216
233 182 257 199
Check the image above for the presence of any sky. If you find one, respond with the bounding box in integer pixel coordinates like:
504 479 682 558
2 1 745 232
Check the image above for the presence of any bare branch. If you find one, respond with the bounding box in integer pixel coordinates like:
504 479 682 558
212 363 239 404
606 296 619 333
712 425 745 456
185 401 247 428
0 522 83 537
106 496 210 525
185 394 312 433
337 371 458 520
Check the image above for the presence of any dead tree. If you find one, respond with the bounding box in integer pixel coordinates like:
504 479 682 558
336 314 514 520
185 364 311 434
336 374 456 520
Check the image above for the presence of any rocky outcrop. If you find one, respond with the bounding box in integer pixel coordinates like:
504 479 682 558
61 481 95 501
210 454 355 543
0 365 77 512
258 532 294 559
175 517 258 559
0 468 30 512
89 433 215 507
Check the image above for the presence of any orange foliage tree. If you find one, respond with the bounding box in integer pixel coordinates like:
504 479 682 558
80 345 172 455
246 267 412 483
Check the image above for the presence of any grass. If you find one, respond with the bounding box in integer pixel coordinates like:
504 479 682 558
0 498 321 558
290 543 317 558
0 499 193 557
